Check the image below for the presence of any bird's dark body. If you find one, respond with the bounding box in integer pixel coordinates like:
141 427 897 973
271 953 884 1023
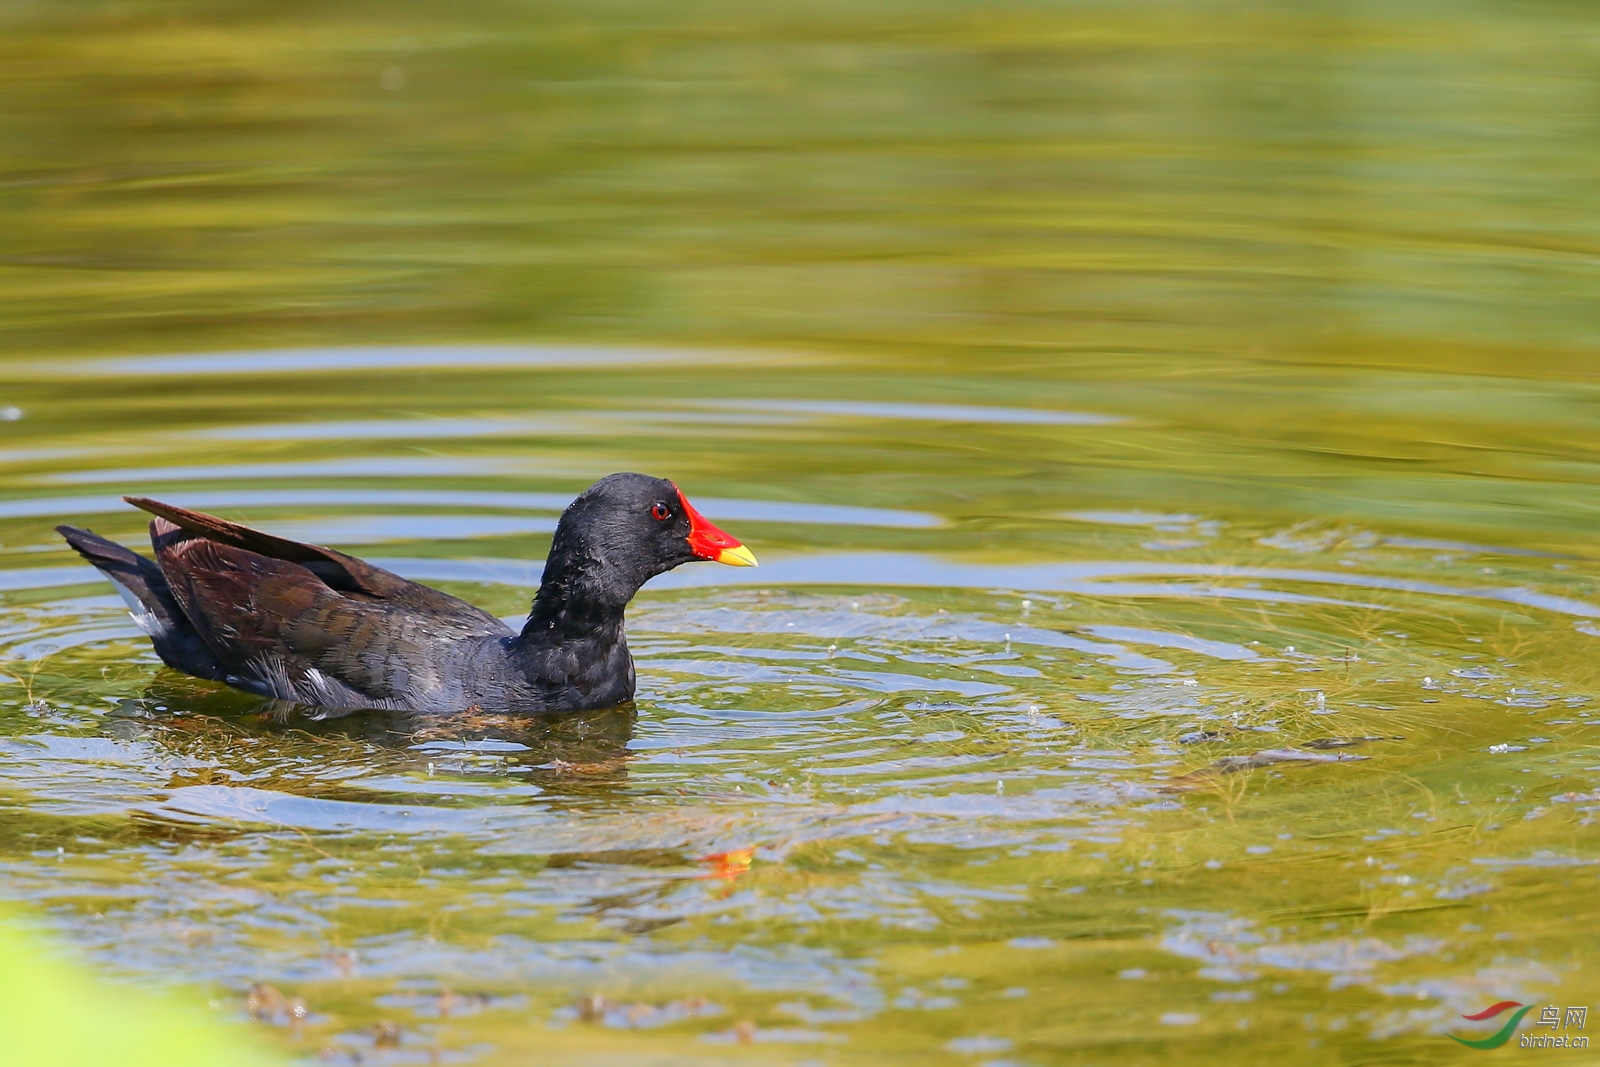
56 473 743 716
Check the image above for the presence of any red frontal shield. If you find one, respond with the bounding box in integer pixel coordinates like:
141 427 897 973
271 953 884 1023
675 486 757 566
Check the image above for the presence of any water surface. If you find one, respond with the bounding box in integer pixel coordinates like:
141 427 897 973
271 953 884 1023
3 1 1600 1063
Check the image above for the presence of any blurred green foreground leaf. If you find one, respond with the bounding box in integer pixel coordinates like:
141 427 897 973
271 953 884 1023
0 916 280 1067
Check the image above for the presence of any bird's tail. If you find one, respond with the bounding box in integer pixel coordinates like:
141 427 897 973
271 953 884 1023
57 524 226 679
57 525 172 625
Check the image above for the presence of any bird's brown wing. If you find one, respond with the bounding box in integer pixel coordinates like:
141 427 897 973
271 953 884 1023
151 537 359 703
132 499 515 707
128 496 510 634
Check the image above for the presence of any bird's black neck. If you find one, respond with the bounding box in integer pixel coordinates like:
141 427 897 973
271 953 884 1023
510 556 638 710
515 553 635 647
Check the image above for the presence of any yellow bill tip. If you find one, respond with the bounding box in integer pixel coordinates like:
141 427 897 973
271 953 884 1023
716 544 758 567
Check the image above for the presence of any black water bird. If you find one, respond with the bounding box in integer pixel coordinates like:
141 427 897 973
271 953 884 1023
57 473 756 714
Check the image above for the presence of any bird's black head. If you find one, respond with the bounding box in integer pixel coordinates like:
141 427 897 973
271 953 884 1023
537 473 756 614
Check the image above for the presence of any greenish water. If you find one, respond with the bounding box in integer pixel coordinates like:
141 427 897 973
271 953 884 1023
4 1 1600 1063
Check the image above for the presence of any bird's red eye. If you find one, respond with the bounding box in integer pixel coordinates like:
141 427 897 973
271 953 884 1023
651 503 671 521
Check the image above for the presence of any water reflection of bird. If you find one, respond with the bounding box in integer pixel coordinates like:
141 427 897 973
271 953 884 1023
57 473 755 715
127 672 640 795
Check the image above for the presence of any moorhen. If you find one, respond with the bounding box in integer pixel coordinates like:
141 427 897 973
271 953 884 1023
56 473 757 715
